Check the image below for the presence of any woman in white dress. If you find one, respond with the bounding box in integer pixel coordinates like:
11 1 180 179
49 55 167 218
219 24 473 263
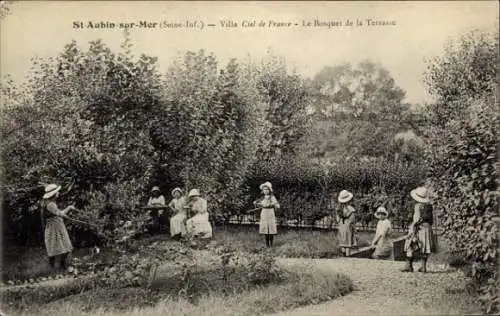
169 187 187 238
254 182 280 247
185 189 213 239
371 206 392 259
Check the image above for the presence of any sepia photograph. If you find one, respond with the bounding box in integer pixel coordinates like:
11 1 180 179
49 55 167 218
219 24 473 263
0 1 498 315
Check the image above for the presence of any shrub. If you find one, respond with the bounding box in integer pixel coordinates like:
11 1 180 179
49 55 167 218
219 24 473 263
432 100 498 314
244 156 425 222
245 249 284 285
1 38 160 246
425 29 499 314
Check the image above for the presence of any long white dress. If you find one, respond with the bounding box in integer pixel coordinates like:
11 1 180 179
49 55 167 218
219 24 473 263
169 197 187 236
186 198 213 238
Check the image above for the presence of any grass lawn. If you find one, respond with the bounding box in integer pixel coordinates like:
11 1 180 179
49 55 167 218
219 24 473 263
8 266 354 316
1 225 404 282
213 224 385 258
2 227 356 316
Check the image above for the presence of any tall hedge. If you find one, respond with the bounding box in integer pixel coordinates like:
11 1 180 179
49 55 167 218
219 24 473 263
425 30 499 314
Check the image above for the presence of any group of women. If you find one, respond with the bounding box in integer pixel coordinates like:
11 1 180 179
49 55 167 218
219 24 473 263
336 186 437 272
39 180 436 275
147 186 213 240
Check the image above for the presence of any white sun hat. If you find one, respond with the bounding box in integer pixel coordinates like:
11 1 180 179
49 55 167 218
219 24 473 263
374 206 388 219
259 182 273 192
43 184 61 199
188 189 201 197
338 190 353 203
171 187 183 196
410 187 430 203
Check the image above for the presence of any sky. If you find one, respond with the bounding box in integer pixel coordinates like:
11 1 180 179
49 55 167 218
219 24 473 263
1 1 498 105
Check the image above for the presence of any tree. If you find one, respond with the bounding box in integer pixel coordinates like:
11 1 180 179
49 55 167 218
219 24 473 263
254 56 312 160
301 60 414 160
150 50 268 216
424 30 498 125
425 29 498 314
1 37 163 246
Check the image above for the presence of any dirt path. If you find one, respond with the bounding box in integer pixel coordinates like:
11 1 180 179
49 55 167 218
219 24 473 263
272 257 480 316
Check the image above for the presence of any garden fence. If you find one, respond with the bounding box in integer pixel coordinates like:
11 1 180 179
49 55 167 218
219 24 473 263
222 212 441 234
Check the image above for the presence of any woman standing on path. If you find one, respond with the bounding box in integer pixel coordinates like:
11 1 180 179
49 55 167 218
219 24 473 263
371 206 392 259
254 182 280 247
169 187 187 239
41 184 75 274
401 186 436 273
185 189 213 239
336 190 357 256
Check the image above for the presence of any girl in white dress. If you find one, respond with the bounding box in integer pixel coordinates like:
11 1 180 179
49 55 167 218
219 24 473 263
371 206 392 259
169 187 187 238
185 189 213 238
254 182 280 247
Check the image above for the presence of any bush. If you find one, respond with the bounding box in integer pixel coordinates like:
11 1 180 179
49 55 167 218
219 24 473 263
1 38 160 247
432 100 498 314
243 156 425 222
245 249 284 285
426 29 499 314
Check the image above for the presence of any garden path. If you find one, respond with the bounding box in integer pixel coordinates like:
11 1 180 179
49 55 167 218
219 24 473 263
272 257 480 316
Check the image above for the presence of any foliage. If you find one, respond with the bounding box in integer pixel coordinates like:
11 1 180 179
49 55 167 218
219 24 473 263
150 50 268 217
253 55 312 159
302 60 416 160
426 29 499 314
1 37 162 246
245 249 284 285
246 155 426 221
2 254 354 316
424 30 498 124
432 100 498 313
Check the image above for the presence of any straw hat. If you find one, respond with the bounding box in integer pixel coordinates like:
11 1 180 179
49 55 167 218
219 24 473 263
188 189 201 198
374 206 388 219
259 182 273 192
171 187 183 196
151 186 161 193
338 190 353 203
410 187 429 203
43 184 61 199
